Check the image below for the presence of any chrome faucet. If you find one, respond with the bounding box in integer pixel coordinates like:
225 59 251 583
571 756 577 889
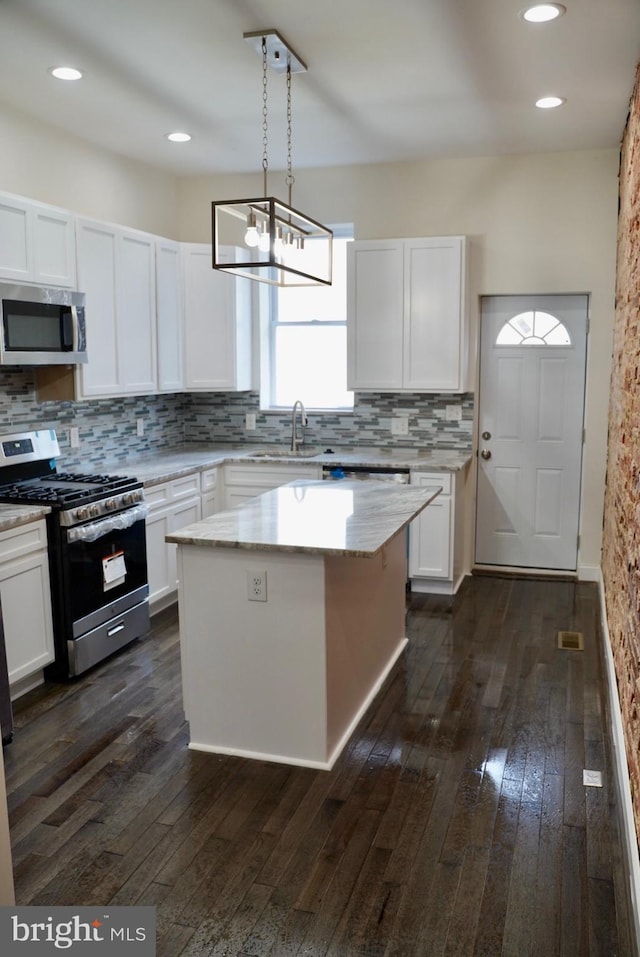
291 399 307 452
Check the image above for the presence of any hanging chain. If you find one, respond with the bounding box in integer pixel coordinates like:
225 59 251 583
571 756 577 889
285 62 295 206
261 36 268 197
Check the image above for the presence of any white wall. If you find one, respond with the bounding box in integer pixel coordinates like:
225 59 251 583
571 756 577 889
178 149 618 572
0 102 178 237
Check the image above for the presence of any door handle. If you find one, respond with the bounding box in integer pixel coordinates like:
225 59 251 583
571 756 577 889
480 449 492 460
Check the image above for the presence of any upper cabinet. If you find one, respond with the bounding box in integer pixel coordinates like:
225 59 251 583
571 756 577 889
75 217 157 398
347 236 468 392
0 192 76 288
156 238 184 393
182 244 252 392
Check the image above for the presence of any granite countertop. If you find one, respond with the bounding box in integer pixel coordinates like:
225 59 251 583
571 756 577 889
0 504 51 532
165 479 441 558
120 444 471 487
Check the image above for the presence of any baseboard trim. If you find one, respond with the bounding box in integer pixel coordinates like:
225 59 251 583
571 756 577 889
597 569 640 954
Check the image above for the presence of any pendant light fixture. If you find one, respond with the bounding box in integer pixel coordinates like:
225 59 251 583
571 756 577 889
212 30 333 286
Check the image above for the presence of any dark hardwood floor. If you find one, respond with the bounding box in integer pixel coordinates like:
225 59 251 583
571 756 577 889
3 576 635 956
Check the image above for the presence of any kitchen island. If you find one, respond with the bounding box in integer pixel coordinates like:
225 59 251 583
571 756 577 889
166 479 440 769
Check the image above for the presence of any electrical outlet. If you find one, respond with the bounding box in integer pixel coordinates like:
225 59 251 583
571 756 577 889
445 405 462 422
69 426 80 448
391 416 409 436
245 412 257 430
247 569 267 601
136 418 145 437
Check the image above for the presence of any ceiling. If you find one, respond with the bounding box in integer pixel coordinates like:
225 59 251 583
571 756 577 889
1 0 639 178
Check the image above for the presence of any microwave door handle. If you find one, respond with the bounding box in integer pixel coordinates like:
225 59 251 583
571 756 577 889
61 307 78 351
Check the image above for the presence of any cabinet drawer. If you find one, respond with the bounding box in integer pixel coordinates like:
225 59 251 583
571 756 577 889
171 472 201 500
144 482 171 510
201 467 218 492
0 519 48 561
410 471 452 496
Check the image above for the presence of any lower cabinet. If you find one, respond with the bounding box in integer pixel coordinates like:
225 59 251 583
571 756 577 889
409 470 466 595
0 520 55 693
223 463 322 508
201 467 219 518
145 473 202 611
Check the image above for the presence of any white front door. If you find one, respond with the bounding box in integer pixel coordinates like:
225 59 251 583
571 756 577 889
475 294 588 570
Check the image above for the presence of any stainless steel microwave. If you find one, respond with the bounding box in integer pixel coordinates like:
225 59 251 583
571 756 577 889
0 282 87 365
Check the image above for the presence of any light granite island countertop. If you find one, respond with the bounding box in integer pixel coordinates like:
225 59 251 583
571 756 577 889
167 479 440 770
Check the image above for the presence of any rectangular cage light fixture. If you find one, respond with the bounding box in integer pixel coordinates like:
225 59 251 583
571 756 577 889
212 197 333 287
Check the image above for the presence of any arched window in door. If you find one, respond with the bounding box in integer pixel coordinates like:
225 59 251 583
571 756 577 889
496 310 571 346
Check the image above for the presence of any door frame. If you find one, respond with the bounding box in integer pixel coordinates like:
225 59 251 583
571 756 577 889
471 292 590 576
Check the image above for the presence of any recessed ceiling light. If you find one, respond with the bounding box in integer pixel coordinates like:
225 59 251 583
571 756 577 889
522 4 566 22
535 95 566 109
166 132 192 143
50 66 83 81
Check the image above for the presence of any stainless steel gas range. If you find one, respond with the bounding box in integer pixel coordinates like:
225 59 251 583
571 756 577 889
0 429 149 678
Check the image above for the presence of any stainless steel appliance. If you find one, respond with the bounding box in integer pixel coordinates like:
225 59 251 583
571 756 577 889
0 282 87 365
321 464 410 483
0 430 149 678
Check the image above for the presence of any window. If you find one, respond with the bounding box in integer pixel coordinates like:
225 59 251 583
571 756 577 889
263 228 354 410
496 310 571 346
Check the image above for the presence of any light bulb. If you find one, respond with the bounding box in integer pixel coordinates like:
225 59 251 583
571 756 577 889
258 224 271 253
244 211 260 247
273 227 284 258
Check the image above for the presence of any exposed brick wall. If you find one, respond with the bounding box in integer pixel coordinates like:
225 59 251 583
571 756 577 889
602 62 640 842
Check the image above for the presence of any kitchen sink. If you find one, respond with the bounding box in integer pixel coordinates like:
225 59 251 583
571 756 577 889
249 447 322 458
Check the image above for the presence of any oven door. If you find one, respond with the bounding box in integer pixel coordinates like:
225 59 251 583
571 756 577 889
64 503 148 622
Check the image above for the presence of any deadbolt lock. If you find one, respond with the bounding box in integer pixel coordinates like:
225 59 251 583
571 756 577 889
481 430 491 440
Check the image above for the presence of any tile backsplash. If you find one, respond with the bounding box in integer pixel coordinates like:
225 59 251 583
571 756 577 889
0 369 473 469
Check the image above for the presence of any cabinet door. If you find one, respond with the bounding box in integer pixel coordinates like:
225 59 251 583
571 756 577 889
33 204 76 287
409 496 452 579
118 230 157 394
146 505 174 606
169 498 201 587
156 239 184 392
403 237 465 391
76 219 120 396
183 244 252 391
347 240 404 390
0 197 31 281
0 551 54 685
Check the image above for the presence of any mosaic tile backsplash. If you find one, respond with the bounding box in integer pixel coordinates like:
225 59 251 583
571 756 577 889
0 369 473 469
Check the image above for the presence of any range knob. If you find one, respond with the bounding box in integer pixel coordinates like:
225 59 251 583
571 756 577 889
75 506 89 522
88 503 101 518
104 498 118 511
123 490 140 506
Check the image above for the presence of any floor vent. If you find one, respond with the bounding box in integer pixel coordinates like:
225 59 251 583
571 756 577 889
558 630 584 650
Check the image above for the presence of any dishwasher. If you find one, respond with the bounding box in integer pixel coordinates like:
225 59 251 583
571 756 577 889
321 465 410 483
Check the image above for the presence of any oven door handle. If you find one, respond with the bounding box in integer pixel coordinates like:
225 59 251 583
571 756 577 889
66 503 148 543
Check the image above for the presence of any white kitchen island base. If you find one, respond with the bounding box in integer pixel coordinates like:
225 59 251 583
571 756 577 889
176 531 408 770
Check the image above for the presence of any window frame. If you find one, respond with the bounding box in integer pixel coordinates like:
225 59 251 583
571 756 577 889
261 224 354 412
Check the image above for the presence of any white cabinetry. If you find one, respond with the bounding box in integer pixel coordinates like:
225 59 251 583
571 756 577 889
75 217 157 398
201 467 219 518
409 470 466 595
145 473 202 611
0 520 54 693
182 244 252 392
0 192 76 287
223 463 322 509
347 236 467 392
156 238 184 392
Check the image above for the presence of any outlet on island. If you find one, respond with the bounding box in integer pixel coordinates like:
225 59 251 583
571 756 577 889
247 569 267 601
